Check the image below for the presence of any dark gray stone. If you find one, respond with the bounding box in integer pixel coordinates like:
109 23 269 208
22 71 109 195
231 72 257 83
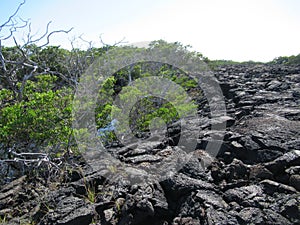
265 150 300 173
206 208 239 225
260 179 297 195
289 174 300 191
224 185 265 207
249 164 273 180
48 197 93 225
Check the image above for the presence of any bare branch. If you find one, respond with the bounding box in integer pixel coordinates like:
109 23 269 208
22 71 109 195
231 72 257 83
38 26 74 48
0 149 61 174
0 0 26 30
0 40 7 72
0 0 28 41
79 34 94 49
99 34 127 49
2 18 29 41
24 21 52 46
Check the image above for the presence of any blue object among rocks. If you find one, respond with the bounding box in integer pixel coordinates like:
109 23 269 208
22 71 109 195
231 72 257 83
97 119 118 141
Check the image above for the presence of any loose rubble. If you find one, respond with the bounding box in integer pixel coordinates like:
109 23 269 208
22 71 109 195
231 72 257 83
0 64 299 224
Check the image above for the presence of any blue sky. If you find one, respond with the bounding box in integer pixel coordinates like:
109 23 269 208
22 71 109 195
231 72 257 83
1 0 300 62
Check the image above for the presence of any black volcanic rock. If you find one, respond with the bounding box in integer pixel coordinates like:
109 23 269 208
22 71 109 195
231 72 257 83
1 64 299 225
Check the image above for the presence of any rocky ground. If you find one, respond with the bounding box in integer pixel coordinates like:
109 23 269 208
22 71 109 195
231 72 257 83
1 64 300 225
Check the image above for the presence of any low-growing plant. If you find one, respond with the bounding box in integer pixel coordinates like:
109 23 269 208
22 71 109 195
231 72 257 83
86 184 97 203
0 215 8 224
94 60 200 143
0 75 74 156
78 168 97 203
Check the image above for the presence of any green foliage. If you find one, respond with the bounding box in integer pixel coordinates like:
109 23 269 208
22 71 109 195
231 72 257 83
207 59 266 70
129 97 180 133
0 75 73 152
207 59 240 69
270 54 300 65
0 214 8 224
30 46 70 74
95 58 199 140
158 64 198 90
149 40 208 60
84 181 97 203
95 76 116 129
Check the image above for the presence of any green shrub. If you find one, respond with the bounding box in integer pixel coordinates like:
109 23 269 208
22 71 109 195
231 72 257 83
0 75 74 153
270 54 300 65
94 61 199 140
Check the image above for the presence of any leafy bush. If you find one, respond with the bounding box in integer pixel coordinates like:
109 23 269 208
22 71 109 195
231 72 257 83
0 75 74 154
207 59 240 69
95 58 200 141
270 54 300 65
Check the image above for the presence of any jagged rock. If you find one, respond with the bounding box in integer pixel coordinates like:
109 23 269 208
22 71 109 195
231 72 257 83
249 164 273 180
211 116 235 127
174 194 206 221
0 175 26 205
124 154 163 164
195 190 228 209
289 175 300 191
117 183 168 225
224 158 249 182
178 154 207 179
236 207 265 224
172 217 201 225
209 160 226 183
265 150 300 174
236 207 293 225
260 179 297 195
279 196 300 223
266 79 283 91
285 165 300 175
161 173 214 199
103 208 116 224
205 208 239 225
224 185 266 207
263 209 293 225
47 196 94 225
1 64 300 225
